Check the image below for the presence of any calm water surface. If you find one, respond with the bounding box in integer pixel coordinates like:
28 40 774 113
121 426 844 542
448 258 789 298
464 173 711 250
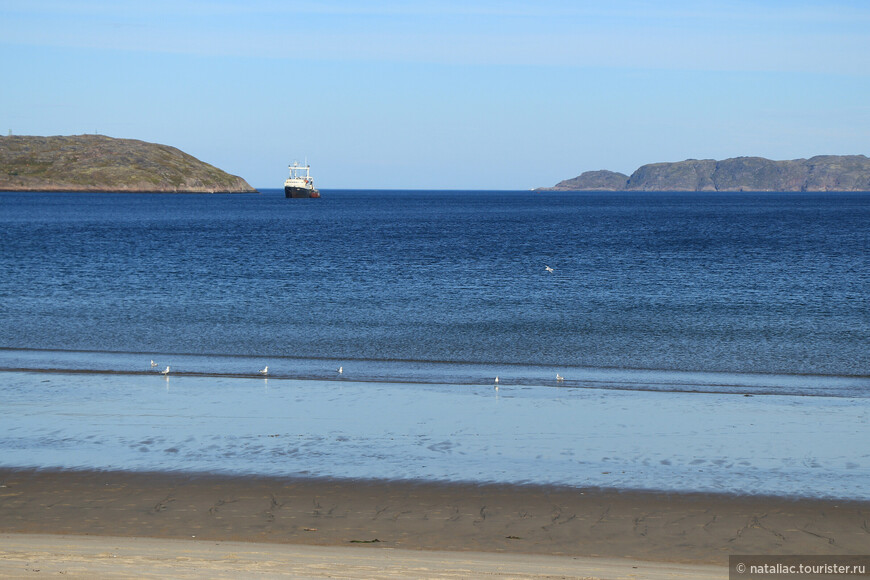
1 189 867 379
0 189 868 497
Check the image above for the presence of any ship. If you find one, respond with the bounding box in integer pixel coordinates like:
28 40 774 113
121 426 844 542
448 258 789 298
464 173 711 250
284 162 320 198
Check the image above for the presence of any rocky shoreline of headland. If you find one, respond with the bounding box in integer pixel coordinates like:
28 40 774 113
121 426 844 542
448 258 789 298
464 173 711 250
0 135 256 193
541 155 870 192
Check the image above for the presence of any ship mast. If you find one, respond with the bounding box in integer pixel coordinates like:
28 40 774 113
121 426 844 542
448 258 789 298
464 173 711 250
288 161 311 180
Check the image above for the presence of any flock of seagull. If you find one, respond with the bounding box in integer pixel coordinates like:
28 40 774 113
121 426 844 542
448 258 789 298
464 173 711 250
150 362 566 388
151 264 565 387
149 359 567 389
149 360 343 379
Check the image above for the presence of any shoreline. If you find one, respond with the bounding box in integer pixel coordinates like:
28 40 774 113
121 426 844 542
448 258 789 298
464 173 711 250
2 467 868 565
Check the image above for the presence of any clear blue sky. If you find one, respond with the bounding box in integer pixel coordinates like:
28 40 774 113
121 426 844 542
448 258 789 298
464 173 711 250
2 1 869 189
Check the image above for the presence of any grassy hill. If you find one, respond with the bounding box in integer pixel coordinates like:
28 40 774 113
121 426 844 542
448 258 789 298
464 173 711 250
0 135 256 193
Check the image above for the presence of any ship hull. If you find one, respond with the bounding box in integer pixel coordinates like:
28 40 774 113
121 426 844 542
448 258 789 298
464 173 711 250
285 186 320 198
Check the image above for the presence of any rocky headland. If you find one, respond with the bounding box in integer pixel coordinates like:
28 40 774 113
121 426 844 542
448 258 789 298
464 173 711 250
0 135 256 193
542 155 870 192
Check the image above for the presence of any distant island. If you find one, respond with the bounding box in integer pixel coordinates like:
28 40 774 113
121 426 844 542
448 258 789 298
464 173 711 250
540 155 870 192
0 135 256 193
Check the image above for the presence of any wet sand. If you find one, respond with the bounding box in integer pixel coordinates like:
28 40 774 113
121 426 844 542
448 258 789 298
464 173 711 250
1 468 868 575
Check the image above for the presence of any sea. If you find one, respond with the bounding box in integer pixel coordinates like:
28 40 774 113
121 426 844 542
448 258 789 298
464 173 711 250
1 189 868 499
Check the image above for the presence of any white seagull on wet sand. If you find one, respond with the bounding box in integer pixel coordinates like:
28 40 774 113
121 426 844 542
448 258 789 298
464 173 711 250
545 265 554 273
260 366 269 375
161 366 170 375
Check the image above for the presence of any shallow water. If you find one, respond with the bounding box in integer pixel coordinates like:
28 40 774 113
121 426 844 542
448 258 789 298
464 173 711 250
1 348 867 398
1 369 868 499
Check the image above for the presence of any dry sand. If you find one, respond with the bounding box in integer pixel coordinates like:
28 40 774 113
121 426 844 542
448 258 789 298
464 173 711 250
0 534 728 579
1 468 867 578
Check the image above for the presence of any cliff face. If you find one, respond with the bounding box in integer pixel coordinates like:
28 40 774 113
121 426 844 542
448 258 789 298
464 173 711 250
625 159 718 191
544 155 870 192
0 135 257 193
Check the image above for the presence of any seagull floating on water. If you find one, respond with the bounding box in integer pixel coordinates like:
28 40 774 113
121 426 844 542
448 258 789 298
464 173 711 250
260 366 269 375
150 360 157 368
556 374 564 382
545 265 554 273
161 366 170 376
338 366 343 374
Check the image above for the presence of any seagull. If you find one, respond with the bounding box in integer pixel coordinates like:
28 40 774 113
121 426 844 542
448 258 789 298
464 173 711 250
545 265 554 273
259 366 269 375
338 366 343 374
556 374 564 382
494 376 499 391
150 360 158 368
161 366 170 376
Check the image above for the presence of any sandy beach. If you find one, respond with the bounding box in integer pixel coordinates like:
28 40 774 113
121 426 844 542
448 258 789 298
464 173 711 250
0 533 733 579
1 468 868 578
0 534 729 579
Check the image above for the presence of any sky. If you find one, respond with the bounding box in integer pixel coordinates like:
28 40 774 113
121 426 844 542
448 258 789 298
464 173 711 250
2 1 870 189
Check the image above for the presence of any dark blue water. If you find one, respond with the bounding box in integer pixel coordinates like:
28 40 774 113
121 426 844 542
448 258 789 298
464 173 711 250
1 189 868 382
